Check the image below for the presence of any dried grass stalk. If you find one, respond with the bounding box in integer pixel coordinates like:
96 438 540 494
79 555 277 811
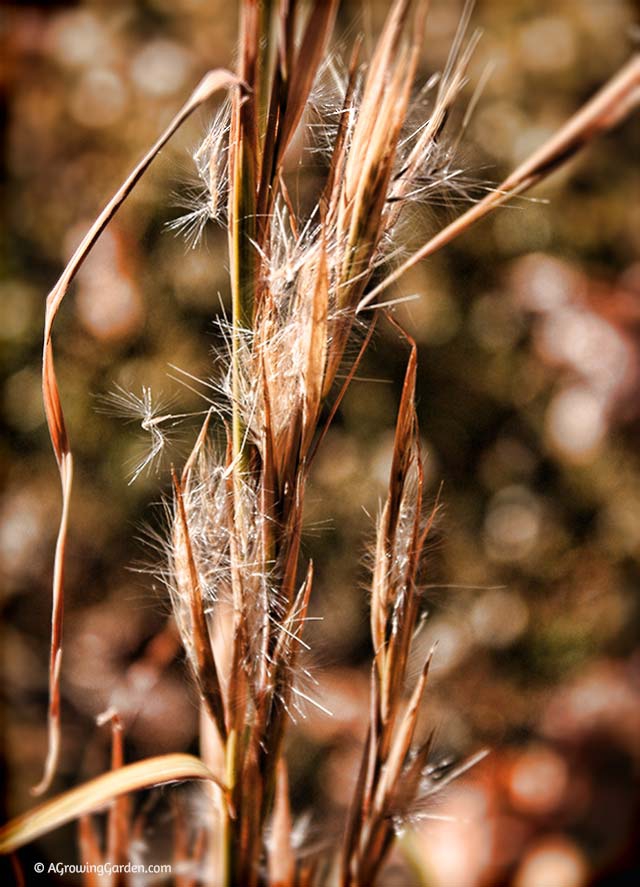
6 1 638 884
36 68 241 796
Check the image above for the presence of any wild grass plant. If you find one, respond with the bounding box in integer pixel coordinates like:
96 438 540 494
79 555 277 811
2 1 639 885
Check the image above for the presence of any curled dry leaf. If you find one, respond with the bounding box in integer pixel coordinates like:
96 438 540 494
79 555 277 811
36 68 241 796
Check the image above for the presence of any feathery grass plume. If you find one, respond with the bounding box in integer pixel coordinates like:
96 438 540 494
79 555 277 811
340 337 440 887
97 385 191 484
5 0 638 882
168 101 232 247
358 50 640 310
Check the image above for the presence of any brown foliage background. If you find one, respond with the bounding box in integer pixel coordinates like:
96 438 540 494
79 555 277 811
2 1 639 884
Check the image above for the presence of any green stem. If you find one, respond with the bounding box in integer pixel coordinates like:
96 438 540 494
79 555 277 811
230 131 256 466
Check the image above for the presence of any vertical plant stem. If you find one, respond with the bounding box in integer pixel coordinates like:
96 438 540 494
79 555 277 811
229 133 256 464
223 4 268 881
229 1 259 467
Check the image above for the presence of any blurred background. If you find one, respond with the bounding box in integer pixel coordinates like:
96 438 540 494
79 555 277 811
2 0 639 884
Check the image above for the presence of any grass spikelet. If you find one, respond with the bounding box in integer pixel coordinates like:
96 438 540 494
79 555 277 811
168 101 232 247
172 469 228 741
98 385 189 484
340 336 436 887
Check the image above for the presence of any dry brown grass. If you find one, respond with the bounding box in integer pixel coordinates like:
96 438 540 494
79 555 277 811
2 2 639 885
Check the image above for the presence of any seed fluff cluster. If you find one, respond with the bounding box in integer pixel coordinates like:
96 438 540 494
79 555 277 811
158 2 486 885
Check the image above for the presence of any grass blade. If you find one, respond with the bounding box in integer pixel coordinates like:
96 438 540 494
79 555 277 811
1 755 227 855
37 68 240 796
358 54 640 310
